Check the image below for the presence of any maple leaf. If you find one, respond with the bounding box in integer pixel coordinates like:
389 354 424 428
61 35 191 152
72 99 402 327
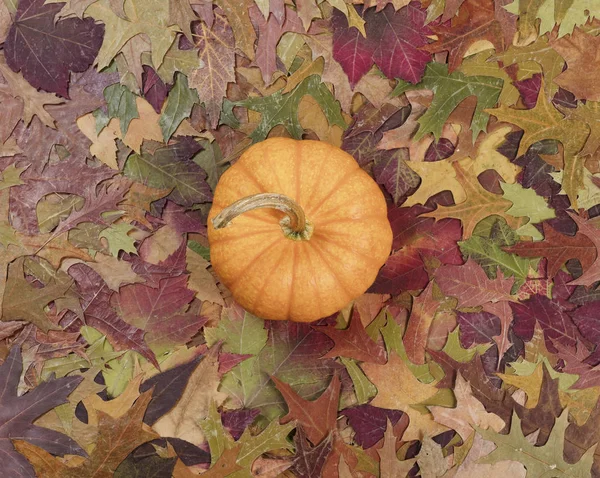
505 223 596 279
86 0 179 78
477 408 595 477
511 294 582 354
429 372 505 441
314 308 387 364
16 390 159 478
124 137 212 207
67 263 160 368
2 257 71 333
0 346 85 477
421 0 505 72
189 9 235 129
486 79 590 208
332 3 432 86
370 205 463 293
112 274 207 355
5 0 104 97
214 0 256 60
435 258 516 307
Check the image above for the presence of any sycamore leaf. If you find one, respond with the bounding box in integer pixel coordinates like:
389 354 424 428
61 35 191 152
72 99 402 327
86 0 179 73
222 74 346 142
5 0 104 97
477 408 595 477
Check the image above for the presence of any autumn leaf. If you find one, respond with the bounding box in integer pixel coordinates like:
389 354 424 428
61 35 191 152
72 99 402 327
0 346 85 477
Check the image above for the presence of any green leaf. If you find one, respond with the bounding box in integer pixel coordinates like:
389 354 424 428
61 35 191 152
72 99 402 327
395 62 503 142
192 140 228 192
500 182 555 239
380 312 436 384
340 357 377 404
459 235 536 289
104 350 136 398
477 408 595 477
99 223 138 257
442 329 491 363
41 327 124 380
200 401 233 466
232 420 295 475
187 240 211 261
221 74 346 142
104 83 139 136
159 72 198 142
0 164 26 191
204 309 267 355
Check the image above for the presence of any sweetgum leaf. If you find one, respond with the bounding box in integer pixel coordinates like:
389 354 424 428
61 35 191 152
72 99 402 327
0 346 85 478
5 0 104 97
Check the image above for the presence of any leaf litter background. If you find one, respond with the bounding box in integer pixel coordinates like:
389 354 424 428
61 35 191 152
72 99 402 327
2 0 600 476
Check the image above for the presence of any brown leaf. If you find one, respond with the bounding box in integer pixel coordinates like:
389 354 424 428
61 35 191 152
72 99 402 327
272 372 340 445
404 281 442 365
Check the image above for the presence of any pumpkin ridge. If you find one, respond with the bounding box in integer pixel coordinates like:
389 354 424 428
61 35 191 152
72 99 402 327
300 149 329 214
225 236 285 290
247 242 291 318
208 228 275 245
295 140 301 204
232 159 267 193
307 166 361 218
309 239 353 302
311 232 381 262
286 243 298 320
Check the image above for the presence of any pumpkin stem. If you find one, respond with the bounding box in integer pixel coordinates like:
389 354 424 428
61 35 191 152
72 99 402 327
212 193 314 241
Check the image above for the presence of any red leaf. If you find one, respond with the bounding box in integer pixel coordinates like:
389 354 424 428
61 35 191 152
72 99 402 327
272 372 340 445
314 308 387 364
435 258 515 308
505 223 596 280
332 3 431 87
404 281 442 364
5 0 104 97
67 264 159 368
565 212 600 287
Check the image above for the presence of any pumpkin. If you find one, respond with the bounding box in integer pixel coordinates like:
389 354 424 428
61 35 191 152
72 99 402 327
207 137 393 322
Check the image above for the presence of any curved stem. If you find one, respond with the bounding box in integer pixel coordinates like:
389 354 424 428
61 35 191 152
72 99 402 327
212 193 311 237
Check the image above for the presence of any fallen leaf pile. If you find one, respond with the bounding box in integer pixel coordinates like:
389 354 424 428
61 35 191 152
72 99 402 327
2 0 600 476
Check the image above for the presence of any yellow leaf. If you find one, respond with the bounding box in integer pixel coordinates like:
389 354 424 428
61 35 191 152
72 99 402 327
77 113 119 170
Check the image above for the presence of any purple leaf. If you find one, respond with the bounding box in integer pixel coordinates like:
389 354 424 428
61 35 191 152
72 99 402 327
5 0 104 97
290 427 333 478
141 356 203 425
67 264 159 368
514 73 541 109
373 150 420 205
221 408 260 440
457 311 501 348
0 346 85 478
511 294 582 353
143 66 168 114
332 7 377 87
366 3 431 83
341 404 403 448
424 138 455 161
571 302 600 348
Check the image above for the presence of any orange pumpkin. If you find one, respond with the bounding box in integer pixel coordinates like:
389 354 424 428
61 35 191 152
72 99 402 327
207 137 392 322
